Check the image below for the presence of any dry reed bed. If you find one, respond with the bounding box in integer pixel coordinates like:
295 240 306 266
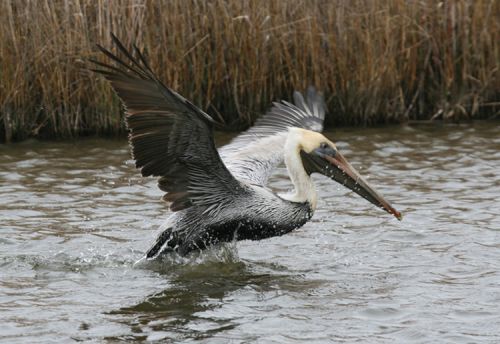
1 0 499 142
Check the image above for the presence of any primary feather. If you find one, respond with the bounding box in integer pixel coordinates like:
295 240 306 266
92 34 247 213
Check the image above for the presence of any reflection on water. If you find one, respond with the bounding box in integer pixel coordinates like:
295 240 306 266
111 259 245 342
1 123 500 343
111 256 322 342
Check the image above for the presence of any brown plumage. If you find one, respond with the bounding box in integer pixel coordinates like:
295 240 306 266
91 34 244 212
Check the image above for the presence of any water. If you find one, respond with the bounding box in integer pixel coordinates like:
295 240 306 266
1 123 499 343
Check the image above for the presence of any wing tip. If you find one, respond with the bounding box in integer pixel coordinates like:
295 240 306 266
294 86 326 121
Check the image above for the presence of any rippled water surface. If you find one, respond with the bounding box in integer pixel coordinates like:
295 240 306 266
1 123 500 343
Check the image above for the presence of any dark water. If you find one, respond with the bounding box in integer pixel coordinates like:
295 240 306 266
1 123 499 343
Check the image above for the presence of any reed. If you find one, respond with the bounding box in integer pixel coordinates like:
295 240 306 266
1 0 499 142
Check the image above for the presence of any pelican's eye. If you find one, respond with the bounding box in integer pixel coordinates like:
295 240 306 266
315 142 336 158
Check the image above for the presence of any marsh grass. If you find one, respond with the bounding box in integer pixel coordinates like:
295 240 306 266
1 0 499 142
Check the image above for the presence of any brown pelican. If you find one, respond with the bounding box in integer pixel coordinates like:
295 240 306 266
91 35 402 258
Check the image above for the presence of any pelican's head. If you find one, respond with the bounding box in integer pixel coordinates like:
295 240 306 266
294 129 402 220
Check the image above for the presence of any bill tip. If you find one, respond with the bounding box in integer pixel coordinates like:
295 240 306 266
395 212 403 221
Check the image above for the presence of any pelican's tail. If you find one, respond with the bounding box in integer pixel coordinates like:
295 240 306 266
145 228 176 259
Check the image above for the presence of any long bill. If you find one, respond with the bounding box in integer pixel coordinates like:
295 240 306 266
323 152 402 221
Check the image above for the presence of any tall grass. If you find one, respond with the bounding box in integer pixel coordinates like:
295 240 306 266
1 0 499 142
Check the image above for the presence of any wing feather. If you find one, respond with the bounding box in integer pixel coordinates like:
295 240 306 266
91 34 247 213
220 87 326 185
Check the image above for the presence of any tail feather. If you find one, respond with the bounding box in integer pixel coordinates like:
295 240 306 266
146 228 175 259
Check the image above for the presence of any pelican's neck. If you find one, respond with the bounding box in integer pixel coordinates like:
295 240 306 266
279 129 317 210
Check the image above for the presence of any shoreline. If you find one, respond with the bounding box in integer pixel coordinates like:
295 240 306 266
1 1 499 143
2 119 498 145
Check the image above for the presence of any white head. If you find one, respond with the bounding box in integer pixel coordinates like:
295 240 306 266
281 128 402 220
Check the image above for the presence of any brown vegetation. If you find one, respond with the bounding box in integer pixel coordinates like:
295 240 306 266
1 0 499 142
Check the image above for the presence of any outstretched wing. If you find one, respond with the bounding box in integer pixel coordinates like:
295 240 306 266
91 34 248 213
219 87 326 186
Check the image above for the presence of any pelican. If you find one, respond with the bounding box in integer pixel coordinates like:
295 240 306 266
91 35 402 258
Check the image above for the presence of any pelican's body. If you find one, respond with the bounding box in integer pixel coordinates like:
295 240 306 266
92 35 401 258
148 128 319 256
151 182 313 256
